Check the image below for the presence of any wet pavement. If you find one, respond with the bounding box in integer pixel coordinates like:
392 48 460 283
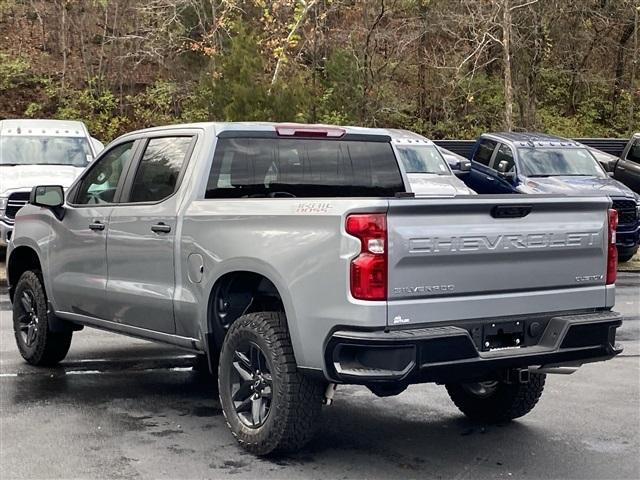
0 274 639 479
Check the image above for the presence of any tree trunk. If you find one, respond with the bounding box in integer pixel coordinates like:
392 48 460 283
270 0 317 88
361 0 385 123
60 0 67 91
612 20 636 116
630 5 638 134
502 0 514 131
417 3 429 123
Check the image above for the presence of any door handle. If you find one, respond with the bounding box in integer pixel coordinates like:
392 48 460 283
89 221 105 231
151 222 172 234
486 175 495 181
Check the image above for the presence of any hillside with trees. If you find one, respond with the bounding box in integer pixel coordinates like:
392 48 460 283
0 0 638 142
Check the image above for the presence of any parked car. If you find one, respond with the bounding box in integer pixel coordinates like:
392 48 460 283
0 119 104 246
7 122 623 455
465 132 640 262
387 129 476 195
611 133 640 193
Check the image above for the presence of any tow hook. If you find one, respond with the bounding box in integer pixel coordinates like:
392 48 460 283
505 368 530 384
324 383 337 405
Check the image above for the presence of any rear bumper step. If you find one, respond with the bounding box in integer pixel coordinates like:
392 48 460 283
324 311 623 384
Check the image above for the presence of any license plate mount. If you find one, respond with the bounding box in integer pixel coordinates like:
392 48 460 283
483 321 525 351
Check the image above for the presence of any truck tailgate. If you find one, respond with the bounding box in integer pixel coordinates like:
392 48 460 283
386 195 611 327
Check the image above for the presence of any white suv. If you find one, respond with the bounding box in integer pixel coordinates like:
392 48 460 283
0 119 103 246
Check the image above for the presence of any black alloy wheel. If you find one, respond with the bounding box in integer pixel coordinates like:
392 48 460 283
230 342 273 428
13 270 72 366
218 311 325 455
16 289 40 348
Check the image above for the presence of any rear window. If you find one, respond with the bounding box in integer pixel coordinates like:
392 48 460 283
205 137 404 198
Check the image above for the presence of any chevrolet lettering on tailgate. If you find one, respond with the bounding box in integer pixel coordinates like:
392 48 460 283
409 231 600 254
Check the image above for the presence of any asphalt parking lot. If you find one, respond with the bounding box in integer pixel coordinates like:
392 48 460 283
0 272 638 479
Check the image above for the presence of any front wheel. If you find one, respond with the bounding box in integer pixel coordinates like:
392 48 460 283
445 373 546 423
218 311 325 455
13 270 72 366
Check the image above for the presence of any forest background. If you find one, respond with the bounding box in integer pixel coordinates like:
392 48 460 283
0 0 638 142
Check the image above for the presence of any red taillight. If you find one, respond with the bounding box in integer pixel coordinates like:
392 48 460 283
346 213 387 300
607 208 618 285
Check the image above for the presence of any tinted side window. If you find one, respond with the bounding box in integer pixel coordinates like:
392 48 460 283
626 139 640 164
75 141 135 205
129 137 192 203
473 139 497 166
493 144 515 172
205 138 404 198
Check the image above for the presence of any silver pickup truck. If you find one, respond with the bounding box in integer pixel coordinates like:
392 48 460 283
6 122 623 455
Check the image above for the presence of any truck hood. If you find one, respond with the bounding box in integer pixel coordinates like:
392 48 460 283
407 173 476 196
0 165 85 195
518 175 636 199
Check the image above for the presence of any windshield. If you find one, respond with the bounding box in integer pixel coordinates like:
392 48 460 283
518 148 605 177
396 145 451 175
0 136 92 167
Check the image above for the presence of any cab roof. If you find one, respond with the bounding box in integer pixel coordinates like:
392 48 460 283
121 122 392 139
385 128 435 146
482 131 582 148
0 119 89 137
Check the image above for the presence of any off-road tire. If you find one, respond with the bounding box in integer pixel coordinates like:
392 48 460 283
13 270 72 366
445 373 546 423
218 311 325 455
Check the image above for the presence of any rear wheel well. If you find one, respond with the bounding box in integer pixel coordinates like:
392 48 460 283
208 272 284 347
204 272 285 375
7 246 42 301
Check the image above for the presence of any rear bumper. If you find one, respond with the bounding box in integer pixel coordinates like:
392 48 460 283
324 311 623 384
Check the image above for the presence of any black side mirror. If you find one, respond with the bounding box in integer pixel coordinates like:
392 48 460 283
30 185 65 219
